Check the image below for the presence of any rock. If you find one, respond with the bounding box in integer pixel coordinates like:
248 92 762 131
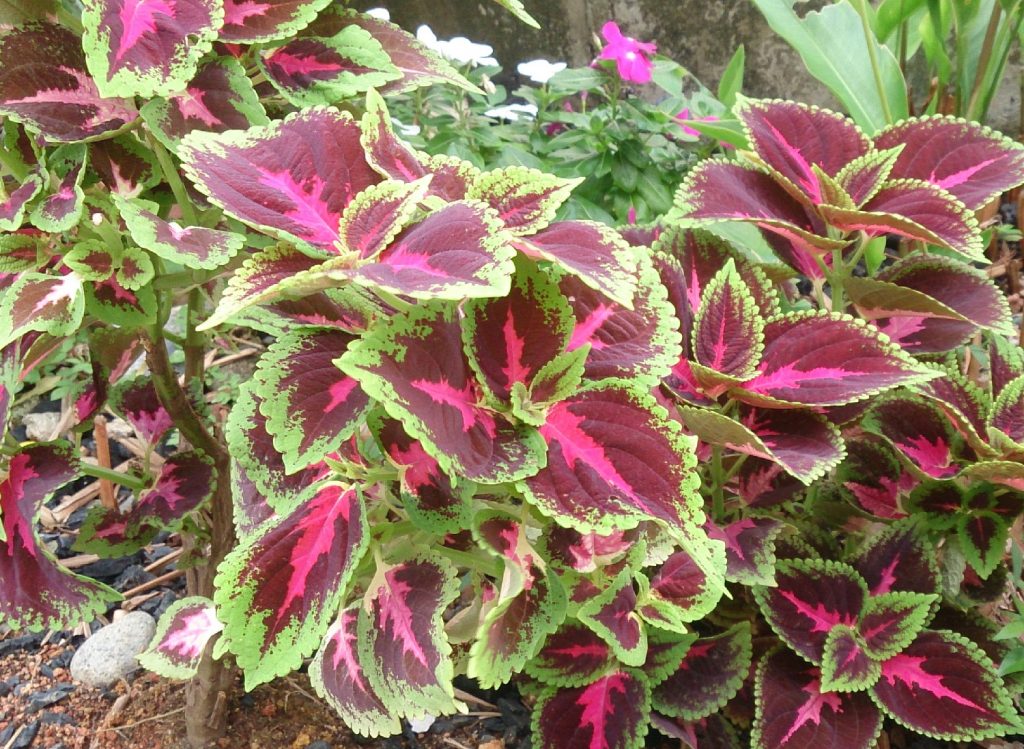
26 684 75 714
111 564 155 592
40 712 75 726
306 742 330 749
23 412 61 441
9 720 39 749
69 611 156 688
0 633 43 656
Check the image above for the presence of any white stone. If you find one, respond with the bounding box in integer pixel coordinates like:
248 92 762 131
70 611 156 688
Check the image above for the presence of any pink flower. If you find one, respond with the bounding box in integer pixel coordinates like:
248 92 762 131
676 107 718 137
599 21 656 84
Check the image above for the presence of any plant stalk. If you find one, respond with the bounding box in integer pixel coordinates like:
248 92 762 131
855 0 894 124
146 133 198 227
79 462 149 491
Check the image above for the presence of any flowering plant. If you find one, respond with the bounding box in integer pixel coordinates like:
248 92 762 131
598 20 657 84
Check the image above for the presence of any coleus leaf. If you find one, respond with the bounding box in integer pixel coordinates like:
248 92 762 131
874 115 1024 211
137 596 223 680
214 483 368 689
467 166 581 236
642 627 698 688
219 0 331 42
850 520 939 597
690 259 764 386
468 511 567 687
336 178 428 261
519 380 701 534
638 545 725 632
527 621 616 688
558 256 681 385
253 328 369 473
905 480 964 529
108 374 172 444
989 333 1023 398
84 274 157 327
753 648 882 749
0 23 137 142
650 713 742 749
0 172 44 231
31 151 86 233
76 450 216 555
755 558 867 665
835 438 914 518
0 234 42 273
820 625 879 692
249 286 383 335
114 195 244 270
678 406 844 486
374 416 468 534
734 97 870 204
258 25 400 107
339 301 545 483
705 517 784 587
357 552 461 718
81 0 223 98
540 525 636 574
861 395 967 479
463 257 574 406
115 246 155 290
818 179 982 261
180 107 380 250
515 220 638 308
732 311 936 408
917 365 991 454
0 272 85 350
859 591 937 660
141 56 269 151
231 458 276 538
957 510 1009 579
652 622 752 721
870 630 1020 740
532 671 651 749
990 374 1024 448
89 135 156 197
836 146 902 206
309 604 401 738
0 443 121 631
578 568 647 667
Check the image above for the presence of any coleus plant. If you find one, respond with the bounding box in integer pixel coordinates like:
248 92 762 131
0 4 1023 749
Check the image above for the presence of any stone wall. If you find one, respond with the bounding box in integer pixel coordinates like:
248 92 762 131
354 0 1022 135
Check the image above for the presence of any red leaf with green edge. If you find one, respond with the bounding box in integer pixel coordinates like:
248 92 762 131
180 107 379 251
990 374 1024 447
705 517 783 587
0 443 121 631
0 172 43 231
248 286 383 336
463 259 574 405
732 311 935 408
836 438 916 519
532 671 651 749
108 375 172 444
736 457 805 508
861 395 967 479
340 301 544 483
653 622 752 721
871 630 1019 740
514 220 638 308
31 154 86 233
374 416 468 534
651 713 742 749
755 559 867 665
558 257 681 385
81 0 222 98
734 98 870 204
678 405 844 485
859 591 937 660
115 195 244 271
819 179 982 261
231 458 276 538
989 334 1023 398
638 545 725 632
820 625 878 692
578 569 646 667
539 526 636 574
137 596 223 680
141 56 268 151
917 365 991 453
214 483 368 689
0 234 43 274
89 136 156 197
850 520 939 597
85 274 157 327
467 166 581 236
357 553 460 718
526 621 616 688
642 628 698 687
309 604 401 739
836 147 903 206
76 450 216 555
674 160 846 256
253 328 369 473
0 23 137 142
468 512 567 687
335 178 427 261
957 511 1008 579
905 481 964 529
219 0 329 42
0 272 84 349
343 200 515 300
753 648 882 749
519 381 701 534
691 259 763 385
874 115 1024 211
258 26 400 107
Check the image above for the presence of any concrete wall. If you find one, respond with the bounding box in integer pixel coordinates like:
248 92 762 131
354 0 1022 135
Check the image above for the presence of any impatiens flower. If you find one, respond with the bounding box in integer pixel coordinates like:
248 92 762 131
484 103 539 121
517 58 567 84
676 108 719 138
599 21 656 84
364 7 390 20
415 25 498 67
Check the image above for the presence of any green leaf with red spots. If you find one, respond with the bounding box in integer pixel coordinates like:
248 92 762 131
138 596 223 680
532 671 651 749
0 272 85 350
85 274 157 327
214 483 368 689
65 241 116 282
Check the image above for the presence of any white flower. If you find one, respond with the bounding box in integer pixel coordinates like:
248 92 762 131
408 714 436 733
484 103 539 121
364 7 390 21
416 24 440 49
517 58 567 84
416 24 497 67
392 118 421 137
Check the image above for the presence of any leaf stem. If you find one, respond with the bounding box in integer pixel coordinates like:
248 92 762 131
146 133 198 227
854 0 894 125
710 445 725 520
80 462 149 491
0 146 28 183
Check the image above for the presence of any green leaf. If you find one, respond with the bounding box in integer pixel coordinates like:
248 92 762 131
718 45 746 108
